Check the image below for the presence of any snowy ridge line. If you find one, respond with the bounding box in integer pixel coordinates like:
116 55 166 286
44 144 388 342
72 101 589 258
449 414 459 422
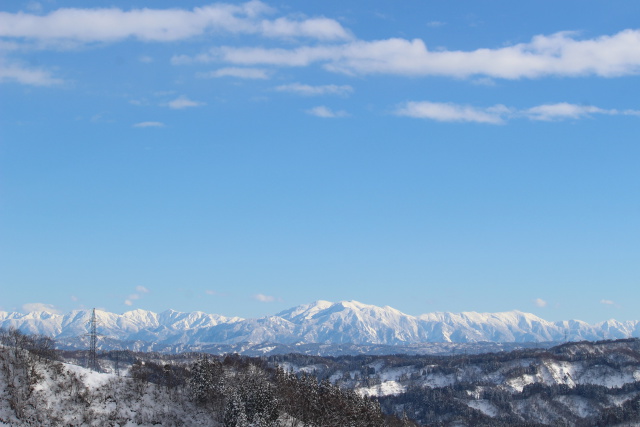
1 300 639 346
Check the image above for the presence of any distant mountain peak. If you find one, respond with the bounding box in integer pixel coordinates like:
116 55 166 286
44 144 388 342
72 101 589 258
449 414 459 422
1 300 637 348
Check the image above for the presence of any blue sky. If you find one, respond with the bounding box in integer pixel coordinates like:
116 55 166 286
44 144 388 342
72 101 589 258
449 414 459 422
1 0 639 323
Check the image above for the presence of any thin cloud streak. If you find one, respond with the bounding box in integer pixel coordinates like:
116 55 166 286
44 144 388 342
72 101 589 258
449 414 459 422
166 96 205 109
252 293 282 302
275 83 353 96
133 121 165 128
534 298 548 308
395 101 640 124
396 101 508 124
306 105 349 118
197 67 269 79
0 62 63 86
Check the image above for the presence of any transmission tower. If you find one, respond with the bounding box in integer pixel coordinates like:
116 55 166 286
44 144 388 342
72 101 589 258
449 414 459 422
88 308 99 371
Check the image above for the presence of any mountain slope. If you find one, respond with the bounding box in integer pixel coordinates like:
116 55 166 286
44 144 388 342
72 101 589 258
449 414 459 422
1 301 638 349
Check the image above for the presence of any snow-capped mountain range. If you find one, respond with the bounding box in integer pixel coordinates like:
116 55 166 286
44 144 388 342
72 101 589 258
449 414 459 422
1 300 638 347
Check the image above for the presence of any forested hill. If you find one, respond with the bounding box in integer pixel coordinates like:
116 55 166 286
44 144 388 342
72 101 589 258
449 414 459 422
273 338 640 426
0 328 399 426
2 327 640 426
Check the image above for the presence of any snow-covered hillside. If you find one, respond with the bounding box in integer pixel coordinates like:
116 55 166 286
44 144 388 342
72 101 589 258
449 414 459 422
0 331 386 426
273 339 640 426
2 300 639 349
3 327 640 426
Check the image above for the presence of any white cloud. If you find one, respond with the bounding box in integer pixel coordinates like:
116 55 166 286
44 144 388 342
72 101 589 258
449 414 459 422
123 286 150 306
22 302 61 314
205 290 217 295
0 61 63 86
524 103 608 121
601 299 615 305
306 105 349 118
396 101 640 124
133 121 165 128
197 67 269 79
396 101 509 124
252 293 280 302
0 2 350 45
70 295 79 302
212 29 640 79
166 95 205 109
260 16 352 40
213 45 338 67
275 82 353 96
533 298 547 308
138 55 153 63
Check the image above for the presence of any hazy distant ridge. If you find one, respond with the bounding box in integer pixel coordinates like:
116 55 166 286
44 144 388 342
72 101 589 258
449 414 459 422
1 300 638 346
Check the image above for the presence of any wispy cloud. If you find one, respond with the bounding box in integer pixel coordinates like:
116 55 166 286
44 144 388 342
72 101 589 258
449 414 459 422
197 67 270 79
524 103 621 121
395 101 640 124
166 95 205 109
275 83 353 96
533 298 547 308
133 121 165 128
22 302 60 314
0 61 63 86
252 293 281 302
426 21 446 28
306 105 349 118
396 101 508 124
124 286 151 306
601 299 615 305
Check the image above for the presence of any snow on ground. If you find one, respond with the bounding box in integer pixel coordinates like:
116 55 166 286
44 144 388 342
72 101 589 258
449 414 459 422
504 373 537 393
64 362 116 389
357 380 405 397
421 372 456 388
254 345 276 354
607 393 639 406
577 364 636 388
541 360 578 386
467 399 499 417
556 395 599 418
377 365 415 381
